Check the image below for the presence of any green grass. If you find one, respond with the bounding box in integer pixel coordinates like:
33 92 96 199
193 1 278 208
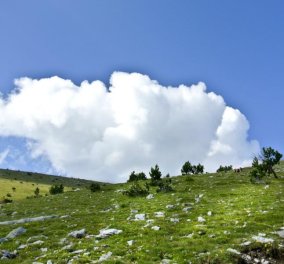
0 163 283 263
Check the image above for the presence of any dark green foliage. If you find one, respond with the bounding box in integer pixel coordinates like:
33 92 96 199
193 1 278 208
250 147 282 181
127 171 147 182
260 147 282 178
156 178 174 193
192 163 204 174
123 182 149 197
34 187 40 197
181 161 192 175
149 164 162 185
49 184 64 195
6 193 12 197
181 161 204 175
149 164 162 181
90 183 101 192
1 197 13 203
216 165 233 173
12 187 16 192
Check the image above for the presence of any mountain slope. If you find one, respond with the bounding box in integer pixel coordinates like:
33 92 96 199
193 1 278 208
0 163 283 263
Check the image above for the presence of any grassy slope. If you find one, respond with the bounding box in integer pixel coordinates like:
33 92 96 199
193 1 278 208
0 169 107 200
0 164 283 263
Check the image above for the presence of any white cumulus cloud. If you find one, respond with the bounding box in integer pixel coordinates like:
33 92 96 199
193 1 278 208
0 72 259 182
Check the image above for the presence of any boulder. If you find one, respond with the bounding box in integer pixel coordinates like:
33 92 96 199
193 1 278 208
68 229 86 238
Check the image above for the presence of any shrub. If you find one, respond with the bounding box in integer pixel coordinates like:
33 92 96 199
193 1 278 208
49 184 64 195
123 182 149 197
182 161 204 175
156 179 174 193
34 187 40 197
90 183 101 192
149 164 162 185
6 193 12 197
250 147 283 182
12 187 16 192
127 171 147 182
216 165 233 173
181 161 192 175
1 197 13 204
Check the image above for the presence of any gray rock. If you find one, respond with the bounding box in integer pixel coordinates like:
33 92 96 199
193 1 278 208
277 230 284 238
99 251 112 262
146 194 154 199
96 228 122 238
135 214 145 221
1 250 18 259
6 227 26 239
27 235 48 243
0 215 58 226
68 229 86 238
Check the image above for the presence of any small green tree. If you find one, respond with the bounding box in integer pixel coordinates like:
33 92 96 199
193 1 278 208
181 161 192 175
49 184 64 195
149 164 162 181
34 187 40 197
127 171 147 182
260 147 282 178
193 163 204 174
250 147 282 182
216 165 233 173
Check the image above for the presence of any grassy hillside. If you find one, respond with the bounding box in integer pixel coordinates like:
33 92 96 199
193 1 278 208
0 164 283 263
0 168 107 200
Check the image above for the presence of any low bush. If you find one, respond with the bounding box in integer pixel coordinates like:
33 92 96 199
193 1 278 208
156 179 174 193
49 184 64 195
90 183 101 192
123 182 149 197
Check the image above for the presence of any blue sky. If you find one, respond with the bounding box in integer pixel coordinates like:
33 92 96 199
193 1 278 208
0 1 283 178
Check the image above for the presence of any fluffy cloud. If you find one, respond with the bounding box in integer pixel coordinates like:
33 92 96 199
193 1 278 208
0 72 259 182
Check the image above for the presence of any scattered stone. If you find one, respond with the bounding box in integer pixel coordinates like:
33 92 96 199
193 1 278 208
146 194 154 199
47 260 52 264
18 244 27 249
166 205 175 209
252 235 274 243
197 216 206 223
0 215 58 226
0 226 26 243
127 240 134 246
135 214 146 221
1 250 18 259
60 215 70 219
195 194 204 203
131 209 138 213
99 251 112 262
182 207 192 212
240 241 251 246
68 229 86 238
31 240 44 245
264 185 269 189
227 248 241 255
72 249 85 254
161 259 171 264
27 235 48 243
184 233 194 238
277 230 284 238
170 218 179 223
96 228 122 238
154 212 165 218
207 211 212 216
151 226 160 231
